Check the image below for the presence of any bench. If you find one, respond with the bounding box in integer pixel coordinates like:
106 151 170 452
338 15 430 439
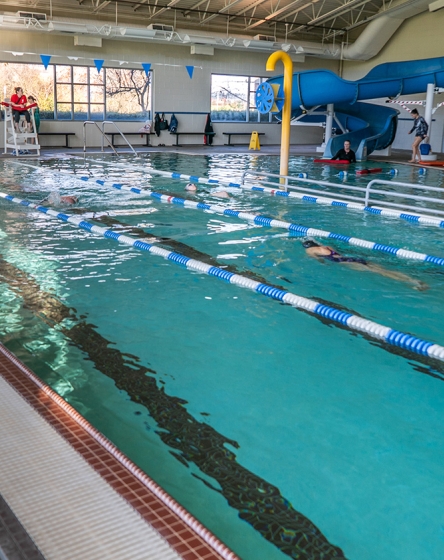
169 131 216 147
38 132 76 148
108 132 153 147
223 132 265 146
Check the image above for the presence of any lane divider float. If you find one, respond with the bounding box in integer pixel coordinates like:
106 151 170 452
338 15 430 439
13 159 444 229
1 189 444 364
75 174 444 268
338 169 397 180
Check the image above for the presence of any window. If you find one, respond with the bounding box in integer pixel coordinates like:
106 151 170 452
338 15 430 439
0 62 54 120
106 69 152 120
211 74 272 122
1 62 152 121
55 66 104 121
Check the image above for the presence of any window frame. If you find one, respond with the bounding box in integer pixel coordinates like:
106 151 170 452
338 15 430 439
210 73 273 123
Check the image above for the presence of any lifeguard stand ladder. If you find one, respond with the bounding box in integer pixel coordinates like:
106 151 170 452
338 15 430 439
3 100 40 156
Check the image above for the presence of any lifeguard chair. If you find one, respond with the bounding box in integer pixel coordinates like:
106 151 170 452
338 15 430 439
2 98 40 156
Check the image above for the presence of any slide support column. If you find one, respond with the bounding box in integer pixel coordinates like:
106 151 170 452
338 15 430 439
424 82 434 141
325 104 334 145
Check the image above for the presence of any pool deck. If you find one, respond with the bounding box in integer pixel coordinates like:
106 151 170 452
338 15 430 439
0 143 439 165
0 343 238 560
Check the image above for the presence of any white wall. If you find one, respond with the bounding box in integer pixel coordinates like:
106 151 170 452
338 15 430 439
342 8 444 154
0 28 338 148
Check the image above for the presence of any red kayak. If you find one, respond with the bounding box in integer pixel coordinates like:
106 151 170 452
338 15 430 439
313 159 350 164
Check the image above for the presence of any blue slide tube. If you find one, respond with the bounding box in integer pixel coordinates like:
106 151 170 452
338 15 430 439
265 56 444 159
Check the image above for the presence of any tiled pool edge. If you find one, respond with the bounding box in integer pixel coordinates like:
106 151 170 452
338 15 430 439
0 343 239 560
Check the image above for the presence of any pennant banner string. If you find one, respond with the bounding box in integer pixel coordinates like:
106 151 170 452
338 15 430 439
1 49 203 72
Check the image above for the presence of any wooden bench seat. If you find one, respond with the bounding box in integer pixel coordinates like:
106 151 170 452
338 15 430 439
223 132 265 146
38 132 76 148
109 132 153 147
169 131 216 147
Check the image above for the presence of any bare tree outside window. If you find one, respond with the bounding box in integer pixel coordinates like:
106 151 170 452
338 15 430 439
106 69 151 120
1 62 152 122
0 62 54 119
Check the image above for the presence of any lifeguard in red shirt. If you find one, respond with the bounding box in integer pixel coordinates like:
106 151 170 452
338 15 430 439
10 86 31 132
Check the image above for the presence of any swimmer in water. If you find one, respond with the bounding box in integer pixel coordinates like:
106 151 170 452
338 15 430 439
185 183 197 192
302 239 428 290
212 190 230 199
39 192 79 205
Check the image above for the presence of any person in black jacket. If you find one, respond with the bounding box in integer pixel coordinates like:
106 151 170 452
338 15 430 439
154 113 161 137
408 108 429 163
204 113 214 145
332 140 356 163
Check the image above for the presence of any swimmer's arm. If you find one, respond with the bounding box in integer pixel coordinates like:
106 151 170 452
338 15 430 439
305 248 327 262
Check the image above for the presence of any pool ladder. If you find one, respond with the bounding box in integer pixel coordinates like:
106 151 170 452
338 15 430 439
83 120 138 157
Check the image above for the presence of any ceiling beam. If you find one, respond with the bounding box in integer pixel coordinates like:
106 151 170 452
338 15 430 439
146 0 183 19
94 1 112 13
199 0 244 24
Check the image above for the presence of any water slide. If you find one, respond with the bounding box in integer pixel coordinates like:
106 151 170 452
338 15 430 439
265 56 444 160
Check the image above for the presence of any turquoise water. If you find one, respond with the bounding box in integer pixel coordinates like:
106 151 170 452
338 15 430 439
1 154 444 560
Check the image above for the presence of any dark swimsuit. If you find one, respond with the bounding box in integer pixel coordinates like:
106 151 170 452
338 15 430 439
322 250 367 265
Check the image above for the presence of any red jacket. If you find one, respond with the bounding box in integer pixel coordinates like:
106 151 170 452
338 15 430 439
11 93 28 111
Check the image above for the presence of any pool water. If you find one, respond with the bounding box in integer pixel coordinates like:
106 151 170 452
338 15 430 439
1 153 444 560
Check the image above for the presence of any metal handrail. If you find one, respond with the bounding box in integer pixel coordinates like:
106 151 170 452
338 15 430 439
83 121 118 156
241 169 368 204
101 120 138 157
364 179 444 216
241 169 444 218
365 178 444 204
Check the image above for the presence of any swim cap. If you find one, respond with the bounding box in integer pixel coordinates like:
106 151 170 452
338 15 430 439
302 239 319 249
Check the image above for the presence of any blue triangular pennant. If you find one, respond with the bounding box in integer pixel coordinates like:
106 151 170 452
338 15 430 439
141 63 151 77
94 59 104 73
40 54 51 70
185 65 194 79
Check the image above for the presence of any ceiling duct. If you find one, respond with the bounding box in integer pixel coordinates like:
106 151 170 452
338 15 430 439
341 0 432 60
243 39 278 50
428 0 444 11
0 0 434 62
183 34 217 45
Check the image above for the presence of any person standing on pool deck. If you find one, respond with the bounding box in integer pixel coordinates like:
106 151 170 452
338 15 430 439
331 140 356 163
408 108 429 163
302 239 428 290
27 96 40 133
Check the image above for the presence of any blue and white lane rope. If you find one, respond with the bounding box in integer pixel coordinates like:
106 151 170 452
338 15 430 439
13 160 444 229
14 162 444 266
76 175 444 268
78 158 444 229
1 190 444 364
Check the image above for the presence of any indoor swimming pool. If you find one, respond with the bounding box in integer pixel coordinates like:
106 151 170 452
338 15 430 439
1 153 444 560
